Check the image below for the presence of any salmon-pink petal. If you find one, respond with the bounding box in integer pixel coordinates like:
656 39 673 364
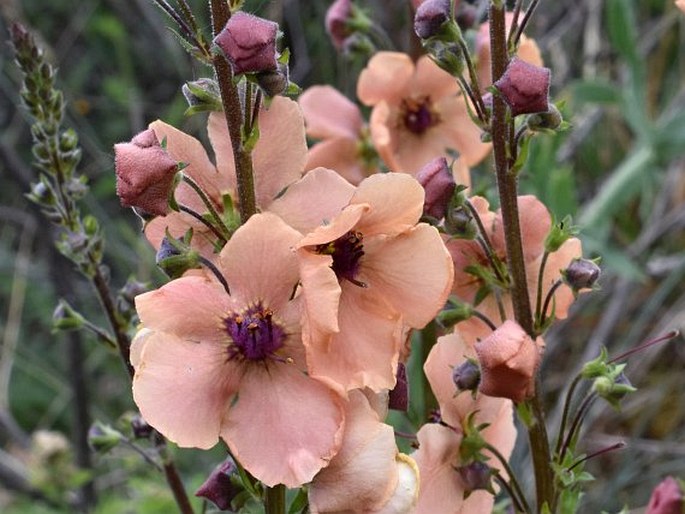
368 101 395 165
305 138 369 185
298 250 341 345
493 195 551 263
269 167 356 234
452 157 472 189
219 212 301 310
358 52 414 106
309 391 398 513
481 400 516 477
221 363 344 488
149 120 222 211
445 236 486 303
135 275 232 343
300 85 363 140
132 331 240 449
252 96 308 206
411 55 460 101
362 224 453 328
424 333 508 428
297 203 369 248
209 97 307 207
306 282 402 393
130 328 152 368
436 95 491 167
413 423 464 514
518 35 543 67
352 173 424 236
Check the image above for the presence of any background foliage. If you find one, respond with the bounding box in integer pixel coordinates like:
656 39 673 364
0 0 684 512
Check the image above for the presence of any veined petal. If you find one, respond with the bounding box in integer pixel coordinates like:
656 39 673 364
362 224 453 328
352 173 424 236
305 138 369 186
221 363 344 488
411 55 459 102
132 331 240 449
297 203 369 248
135 275 232 344
298 250 342 345
269 167 356 235
436 95 491 167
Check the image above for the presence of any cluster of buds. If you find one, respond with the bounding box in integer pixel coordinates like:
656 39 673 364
413 0 466 76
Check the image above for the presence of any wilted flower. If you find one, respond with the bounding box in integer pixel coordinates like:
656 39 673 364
132 213 344 487
414 0 452 39
214 12 279 75
494 57 551 117
475 320 543 403
416 156 456 219
195 457 241 511
325 0 354 49
114 128 178 216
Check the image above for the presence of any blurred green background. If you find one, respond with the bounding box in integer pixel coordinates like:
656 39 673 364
1 0 684 512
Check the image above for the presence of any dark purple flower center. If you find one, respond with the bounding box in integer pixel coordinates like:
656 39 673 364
224 303 285 361
316 231 366 287
403 99 435 134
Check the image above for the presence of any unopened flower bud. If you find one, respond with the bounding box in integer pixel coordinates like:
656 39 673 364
182 78 221 111
422 37 465 76
593 372 635 409
445 206 476 239
118 278 148 306
52 299 85 331
544 216 575 253
114 128 178 217
563 258 600 291
456 461 494 496
414 0 451 39
130 414 154 439
195 457 242 511
452 359 480 392
156 235 201 279
342 32 375 58
416 157 456 219
326 0 354 49
214 12 279 75
256 62 289 97
475 320 544 403
527 104 563 132
646 476 684 514
88 421 123 454
455 3 478 30
28 180 54 205
436 301 473 329
494 57 551 117
389 363 409 411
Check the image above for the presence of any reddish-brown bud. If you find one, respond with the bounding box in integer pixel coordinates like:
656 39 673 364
214 12 279 75
494 57 551 117
195 457 241 511
389 363 409 411
414 0 451 39
563 258 601 291
475 320 543 403
416 157 456 219
646 476 684 514
456 461 494 495
114 129 177 216
326 0 354 49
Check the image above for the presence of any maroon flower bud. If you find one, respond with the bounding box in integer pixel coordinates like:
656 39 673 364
452 359 480 392
414 0 451 39
256 62 290 97
646 476 684 514
416 157 456 219
455 3 477 30
195 457 241 511
114 129 178 217
326 0 354 49
389 363 409 411
214 12 279 75
494 57 551 117
563 258 600 291
456 461 494 496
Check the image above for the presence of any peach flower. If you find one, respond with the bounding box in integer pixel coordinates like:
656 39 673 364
412 332 517 513
446 195 582 344
270 168 454 393
309 391 418 513
299 85 377 185
131 213 344 487
144 96 307 257
357 52 490 173
677 0 685 13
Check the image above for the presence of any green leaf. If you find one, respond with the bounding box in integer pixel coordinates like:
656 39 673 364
606 0 638 65
572 80 620 105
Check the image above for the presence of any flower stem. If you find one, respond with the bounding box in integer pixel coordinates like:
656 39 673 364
420 321 439 419
489 3 554 512
210 0 257 223
265 484 286 514
182 174 231 239
486 443 531 513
